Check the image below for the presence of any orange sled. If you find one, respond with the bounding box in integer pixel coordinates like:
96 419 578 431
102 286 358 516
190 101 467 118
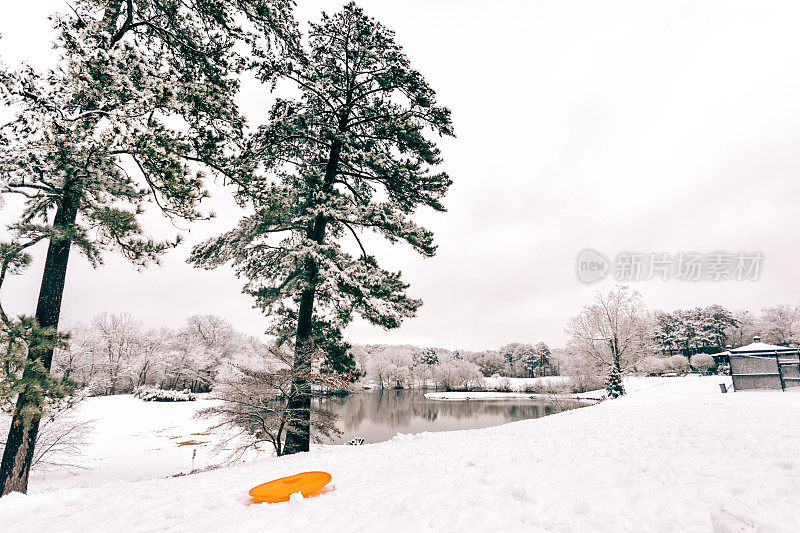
249 471 332 503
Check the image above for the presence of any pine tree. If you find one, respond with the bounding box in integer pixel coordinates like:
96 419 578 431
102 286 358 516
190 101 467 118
317 324 360 378
521 342 551 377
419 348 440 366
605 366 625 399
190 2 454 454
534 342 552 376
0 0 296 496
520 345 538 377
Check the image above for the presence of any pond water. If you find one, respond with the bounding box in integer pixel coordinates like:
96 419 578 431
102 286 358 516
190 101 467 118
317 389 579 445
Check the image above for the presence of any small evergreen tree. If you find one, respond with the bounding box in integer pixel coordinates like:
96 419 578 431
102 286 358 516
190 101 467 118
605 366 625 398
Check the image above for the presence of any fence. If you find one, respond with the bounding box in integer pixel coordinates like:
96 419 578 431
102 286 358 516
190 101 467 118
730 350 800 391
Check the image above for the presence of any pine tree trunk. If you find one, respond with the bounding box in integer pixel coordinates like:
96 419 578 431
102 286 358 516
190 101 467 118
283 205 332 454
283 136 344 455
0 196 78 496
1 1 140 495
282 285 316 454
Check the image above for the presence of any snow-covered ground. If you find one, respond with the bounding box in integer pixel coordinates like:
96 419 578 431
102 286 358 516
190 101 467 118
2 375 800 531
13 395 271 492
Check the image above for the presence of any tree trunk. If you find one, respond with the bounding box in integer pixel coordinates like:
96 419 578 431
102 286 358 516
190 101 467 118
282 200 333 454
1 196 78 495
283 135 345 455
282 286 316 454
0 1 135 496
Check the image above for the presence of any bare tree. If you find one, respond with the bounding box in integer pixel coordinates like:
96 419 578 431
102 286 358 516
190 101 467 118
92 313 142 395
565 285 650 375
51 322 92 382
725 310 760 348
133 328 169 389
1 395 91 473
180 315 235 391
759 304 800 346
199 344 348 457
31 411 92 473
50 314 263 394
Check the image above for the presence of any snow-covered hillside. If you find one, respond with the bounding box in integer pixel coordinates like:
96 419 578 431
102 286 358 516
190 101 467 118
2 376 799 531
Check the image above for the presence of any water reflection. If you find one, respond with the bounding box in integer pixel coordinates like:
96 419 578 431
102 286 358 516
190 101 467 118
315 389 579 444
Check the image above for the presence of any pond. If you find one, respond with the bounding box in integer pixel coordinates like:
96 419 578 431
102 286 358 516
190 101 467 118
317 389 579 445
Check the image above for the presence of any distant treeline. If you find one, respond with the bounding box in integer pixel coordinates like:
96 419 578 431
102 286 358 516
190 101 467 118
52 313 264 395
652 304 800 356
51 312 562 396
354 342 558 389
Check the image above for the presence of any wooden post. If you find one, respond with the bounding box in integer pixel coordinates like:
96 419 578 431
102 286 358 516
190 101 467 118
775 351 786 391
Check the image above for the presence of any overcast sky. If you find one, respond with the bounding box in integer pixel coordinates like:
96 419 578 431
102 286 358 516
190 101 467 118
2 0 800 350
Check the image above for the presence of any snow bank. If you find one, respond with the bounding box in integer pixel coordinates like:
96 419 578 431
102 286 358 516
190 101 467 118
2 376 799 531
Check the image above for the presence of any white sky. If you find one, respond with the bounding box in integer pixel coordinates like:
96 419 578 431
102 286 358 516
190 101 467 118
2 0 800 350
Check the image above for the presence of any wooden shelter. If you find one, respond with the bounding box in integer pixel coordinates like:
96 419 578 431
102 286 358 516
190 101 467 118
729 336 800 391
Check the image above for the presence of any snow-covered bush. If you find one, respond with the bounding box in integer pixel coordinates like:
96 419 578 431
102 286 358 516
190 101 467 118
365 347 415 389
434 358 485 391
493 376 512 392
521 380 568 394
134 388 196 402
666 355 690 373
638 356 669 375
475 351 506 376
565 374 605 394
690 353 716 374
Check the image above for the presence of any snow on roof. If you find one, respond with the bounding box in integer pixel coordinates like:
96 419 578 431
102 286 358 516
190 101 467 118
729 341 798 354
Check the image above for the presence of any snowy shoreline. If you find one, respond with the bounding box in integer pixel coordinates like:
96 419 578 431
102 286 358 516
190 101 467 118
423 391 603 402
422 376 683 402
367 375 606 401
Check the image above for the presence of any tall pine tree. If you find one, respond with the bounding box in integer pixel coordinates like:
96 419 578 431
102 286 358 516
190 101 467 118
190 2 454 454
0 0 296 495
